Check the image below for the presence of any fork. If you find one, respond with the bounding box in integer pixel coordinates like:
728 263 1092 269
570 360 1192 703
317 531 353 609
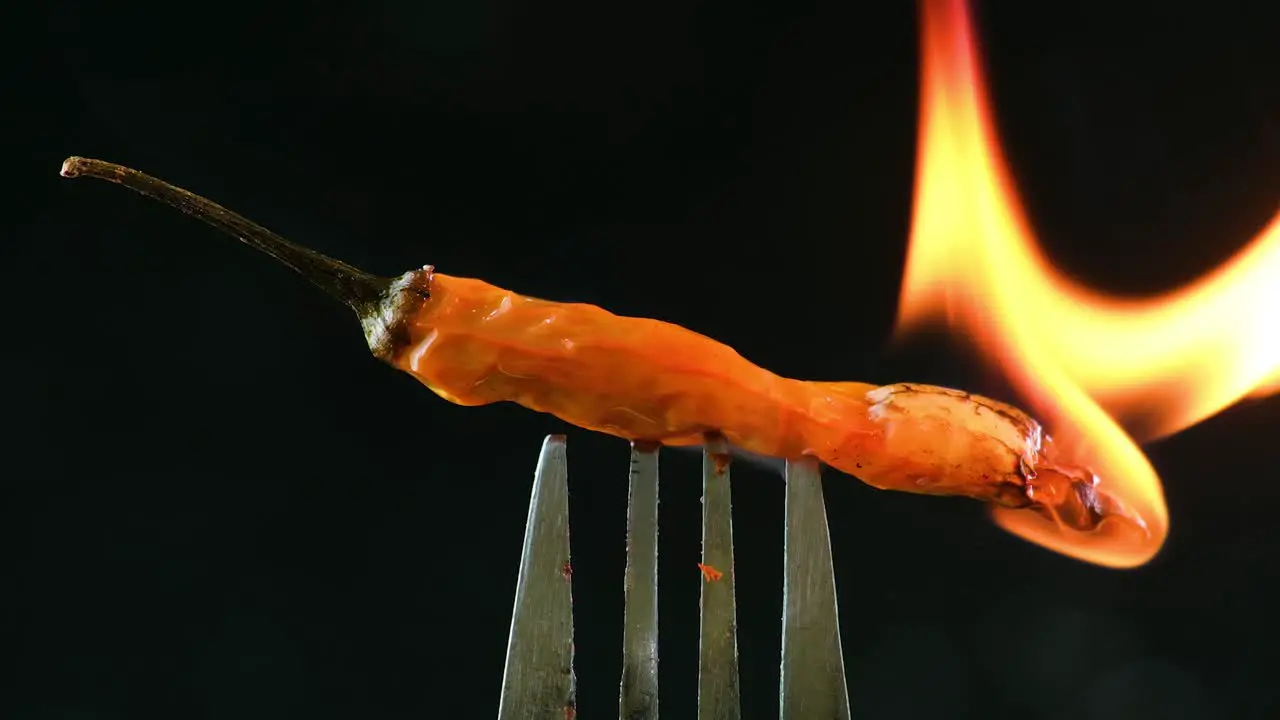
496 435 852 719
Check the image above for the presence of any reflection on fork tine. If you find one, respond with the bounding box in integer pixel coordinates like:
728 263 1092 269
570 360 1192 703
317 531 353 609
497 436 576 720
780 457 852 719
697 435 741 719
619 442 661 719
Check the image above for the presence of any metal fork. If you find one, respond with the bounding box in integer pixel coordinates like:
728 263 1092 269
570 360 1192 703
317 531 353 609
496 435 852 719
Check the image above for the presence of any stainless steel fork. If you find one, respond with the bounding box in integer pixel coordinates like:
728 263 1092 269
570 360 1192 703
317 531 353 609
496 435 852 719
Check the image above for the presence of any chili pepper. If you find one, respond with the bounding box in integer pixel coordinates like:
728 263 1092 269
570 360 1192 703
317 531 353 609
59 156 1150 545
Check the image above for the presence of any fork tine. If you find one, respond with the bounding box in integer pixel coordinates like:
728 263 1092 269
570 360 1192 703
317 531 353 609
697 436 741 719
779 457 851 719
619 441 661 719
498 435 577 720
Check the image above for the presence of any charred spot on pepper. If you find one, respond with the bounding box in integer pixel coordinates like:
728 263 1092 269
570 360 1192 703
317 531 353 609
1022 463 1119 532
360 267 434 361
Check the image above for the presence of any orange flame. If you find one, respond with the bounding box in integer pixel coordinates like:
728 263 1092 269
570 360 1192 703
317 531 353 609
898 0 1280 568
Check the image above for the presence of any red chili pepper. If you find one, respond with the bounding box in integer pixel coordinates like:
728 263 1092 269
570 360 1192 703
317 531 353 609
59 157 1146 538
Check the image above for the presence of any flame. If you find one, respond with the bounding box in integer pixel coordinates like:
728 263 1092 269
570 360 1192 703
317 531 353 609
898 0 1280 567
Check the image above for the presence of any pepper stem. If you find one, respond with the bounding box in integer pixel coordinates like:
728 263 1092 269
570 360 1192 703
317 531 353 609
60 156 390 314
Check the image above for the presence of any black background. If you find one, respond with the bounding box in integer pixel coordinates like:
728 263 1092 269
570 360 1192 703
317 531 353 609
6 1 1280 718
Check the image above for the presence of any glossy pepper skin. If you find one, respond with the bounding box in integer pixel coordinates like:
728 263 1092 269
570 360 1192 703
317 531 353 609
377 267 1038 509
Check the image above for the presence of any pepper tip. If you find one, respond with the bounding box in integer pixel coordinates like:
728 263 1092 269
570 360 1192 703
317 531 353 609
60 156 86 178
